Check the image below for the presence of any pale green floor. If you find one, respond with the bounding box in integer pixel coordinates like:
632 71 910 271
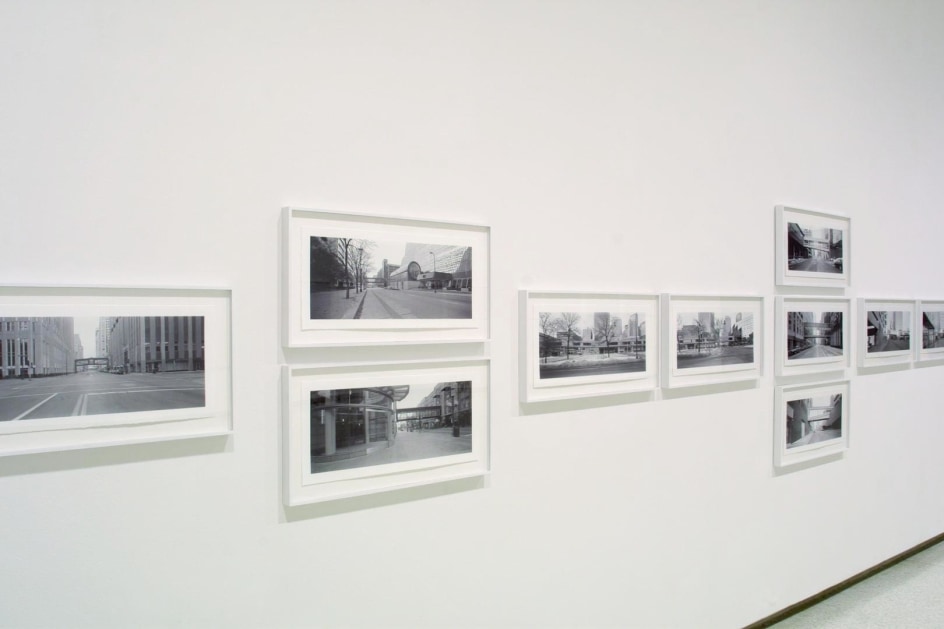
771 541 944 628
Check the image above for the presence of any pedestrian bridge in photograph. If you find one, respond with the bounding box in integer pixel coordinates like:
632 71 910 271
75 357 110 372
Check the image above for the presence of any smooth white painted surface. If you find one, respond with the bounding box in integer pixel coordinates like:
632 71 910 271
1 1 943 627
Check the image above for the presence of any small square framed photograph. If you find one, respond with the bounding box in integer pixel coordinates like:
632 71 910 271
0 285 232 456
775 296 850 377
775 206 849 288
282 358 489 506
916 300 944 362
774 380 849 469
282 207 489 347
857 299 914 368
661 294 763 388
519 290 658 402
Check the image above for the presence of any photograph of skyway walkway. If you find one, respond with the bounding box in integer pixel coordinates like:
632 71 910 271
0 370 205 421
310 287 471 320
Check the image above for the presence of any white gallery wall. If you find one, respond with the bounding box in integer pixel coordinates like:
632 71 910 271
2 1 943 626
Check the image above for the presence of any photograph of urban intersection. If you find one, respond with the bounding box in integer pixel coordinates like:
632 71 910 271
867 310 912 353
786 221 844 274
675 311 754 370
787 311 844 360
0 315 205 422
310 236 472 320
786 393 843 449
310 380 472 475
537 311 646 380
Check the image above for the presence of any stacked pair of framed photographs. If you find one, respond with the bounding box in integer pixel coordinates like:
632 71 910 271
519 292 764 402
281 208 490 506
774 206 851 469
0 285 233 457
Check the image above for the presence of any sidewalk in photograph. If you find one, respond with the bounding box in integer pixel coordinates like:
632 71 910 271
311 426 472 474
789 345 843 360
310 289 362 320
677 345 753 368
869 338 910 353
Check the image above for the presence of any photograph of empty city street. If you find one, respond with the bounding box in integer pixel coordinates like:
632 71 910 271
866 310 911 353
0 315 206 422
922 309 944 350
785 393 843 450
310 236 472 321
310 380 472 475
786 221 844 274
537 311 646 381
787 311 844 360
675 311 755 370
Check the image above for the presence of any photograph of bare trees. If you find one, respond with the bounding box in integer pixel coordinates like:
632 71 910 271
537 311 646 380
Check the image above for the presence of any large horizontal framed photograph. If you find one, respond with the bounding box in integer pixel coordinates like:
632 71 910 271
775 296 850 377
661 294 763 389
857 299 914 368
282 207 489 347
775 205 849 288
0 286 232 456
519 290 658 402
774 380 849 469
282 358 489 506
916 300 944 363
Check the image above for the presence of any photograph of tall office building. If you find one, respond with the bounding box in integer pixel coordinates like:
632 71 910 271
0 315 205 422
676 311 754 369
787 311 843 360
866 310 911 353
785 394 843 449
537 311 646 380
310 380 472 474
310 236 472 320
922 311 944 349
786 221 844 274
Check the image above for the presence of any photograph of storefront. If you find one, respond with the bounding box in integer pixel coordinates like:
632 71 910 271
923 311 944 349
310 236 473 320
786 394 843 448
310 380 472 474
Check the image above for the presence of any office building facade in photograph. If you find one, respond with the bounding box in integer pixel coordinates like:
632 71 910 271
0 317 75 378
106 316 205 374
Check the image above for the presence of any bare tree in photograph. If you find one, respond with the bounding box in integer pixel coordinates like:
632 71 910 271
337 237 355 299
556 312 581 358
595 312 618 357
539 312 557 363
351 240 376 294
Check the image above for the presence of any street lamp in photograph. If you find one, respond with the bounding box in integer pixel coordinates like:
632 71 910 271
428 250 437 292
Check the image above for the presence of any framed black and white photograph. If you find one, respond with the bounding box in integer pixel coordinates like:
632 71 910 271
916 301 944 363
282 358 489 505
0 286 232 456
775 206 850 288
519 291 658 402
774 380 849 469
857 299 914 368
775 297 850 377
282 207 489 347
661 294 763 388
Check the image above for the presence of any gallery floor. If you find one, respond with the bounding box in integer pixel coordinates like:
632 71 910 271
768 540 944 628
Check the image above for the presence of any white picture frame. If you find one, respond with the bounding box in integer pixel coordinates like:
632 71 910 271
0 285 232 456
775 205 850 288
775 296 850 377
916 300 944 362
282 358 489 506
282 207 489 347
857 299 914 368
774 380 849 469
519 290 658 402
661 294 763 388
